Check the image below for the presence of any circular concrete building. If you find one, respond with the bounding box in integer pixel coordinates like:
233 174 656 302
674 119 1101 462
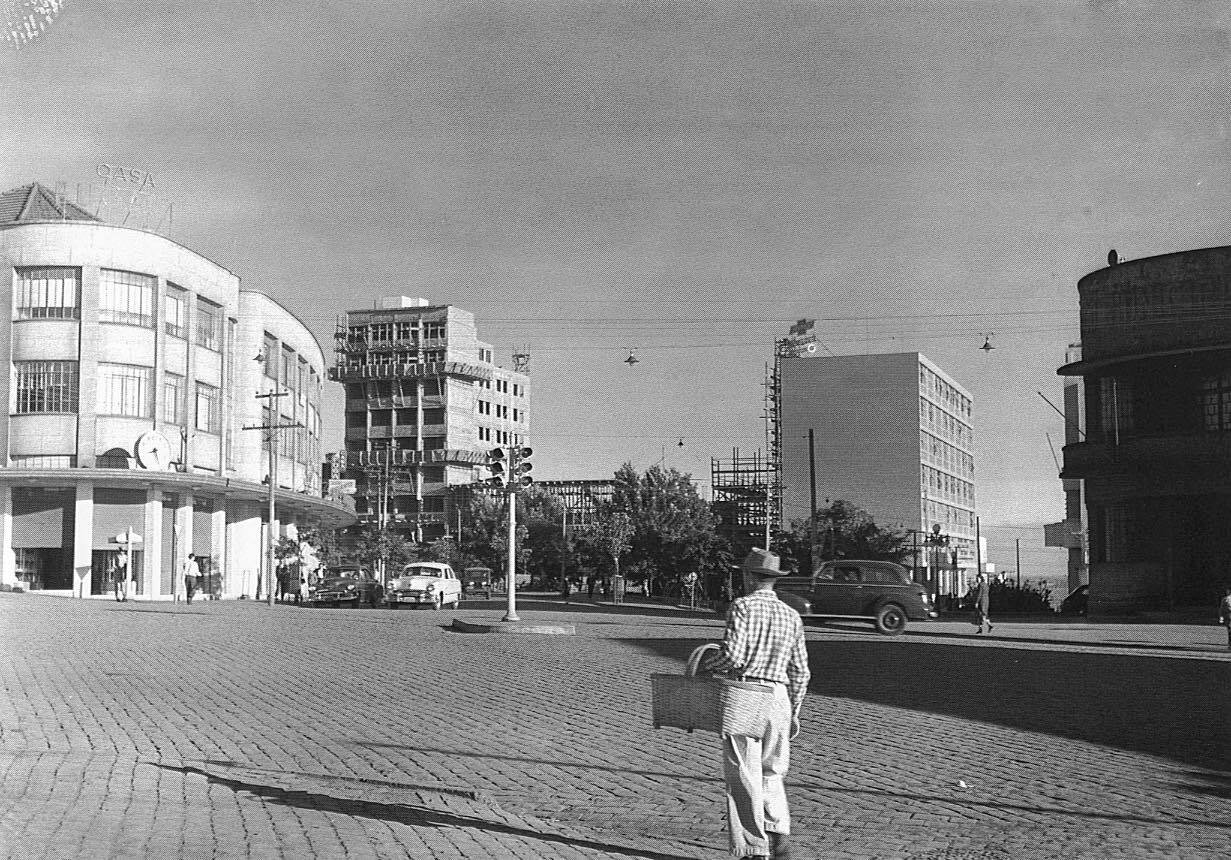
0 182 353 599
1060 246 1231 614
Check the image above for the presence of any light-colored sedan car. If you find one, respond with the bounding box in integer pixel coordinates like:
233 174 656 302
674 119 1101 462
384 562 462 610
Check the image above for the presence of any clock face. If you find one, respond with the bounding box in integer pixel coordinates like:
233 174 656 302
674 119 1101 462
135 431 172 471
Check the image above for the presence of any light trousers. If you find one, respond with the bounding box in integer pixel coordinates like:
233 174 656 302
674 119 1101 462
722 683 792 857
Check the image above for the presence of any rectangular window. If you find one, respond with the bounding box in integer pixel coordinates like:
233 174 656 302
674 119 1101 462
195 382 221 434
97 364 152 417
15 267 80 319
163 372 184 424
165 284 187 338
195 298 221 350
99 269 155 327
14 361 78 414
281 348 296 391
263 334 278 378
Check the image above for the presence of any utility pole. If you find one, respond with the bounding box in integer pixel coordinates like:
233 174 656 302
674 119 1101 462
808 429 817 564
244 385 301 607
1016 538 1021 587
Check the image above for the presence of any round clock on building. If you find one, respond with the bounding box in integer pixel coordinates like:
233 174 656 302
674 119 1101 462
135 431 173 471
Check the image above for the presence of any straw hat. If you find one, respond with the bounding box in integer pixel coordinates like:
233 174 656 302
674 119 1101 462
742 548 786 577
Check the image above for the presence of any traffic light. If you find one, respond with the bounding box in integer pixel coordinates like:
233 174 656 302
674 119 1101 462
485 447 506 488
512 446 533 488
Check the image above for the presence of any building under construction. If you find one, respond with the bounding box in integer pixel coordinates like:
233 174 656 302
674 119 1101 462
710 449 776 557
328 296 530 550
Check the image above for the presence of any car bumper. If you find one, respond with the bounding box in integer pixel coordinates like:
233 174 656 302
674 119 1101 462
385 593 435 604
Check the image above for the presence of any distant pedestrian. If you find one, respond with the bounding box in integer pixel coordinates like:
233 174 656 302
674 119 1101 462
701 548 809 860
974 572 992 634
298 572 310 605
1219 586 1231 649
561 576 572 603
587 574 596 599
182 553 201 604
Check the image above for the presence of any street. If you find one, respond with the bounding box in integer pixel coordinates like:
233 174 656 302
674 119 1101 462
0 593 1228 859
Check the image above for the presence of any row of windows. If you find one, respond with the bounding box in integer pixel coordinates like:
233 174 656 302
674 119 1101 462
923 499 976 533
920 430 974 478
919 365 971 418
12 361 224 432
922 464 974 507
919 397 972 447
13 267 222 349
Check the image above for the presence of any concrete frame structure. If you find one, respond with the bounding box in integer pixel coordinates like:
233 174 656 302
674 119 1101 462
779 352 979 599
1060 246 1231 613
0 183 353 599
331 296 530 545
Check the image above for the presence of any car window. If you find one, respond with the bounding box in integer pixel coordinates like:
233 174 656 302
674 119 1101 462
405 567 442 578
831 566 862 584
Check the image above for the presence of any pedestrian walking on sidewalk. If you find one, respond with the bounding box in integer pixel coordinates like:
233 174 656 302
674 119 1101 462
974 572 993 634
1219 585 1231 649
182 553 201 604
701 548 810 860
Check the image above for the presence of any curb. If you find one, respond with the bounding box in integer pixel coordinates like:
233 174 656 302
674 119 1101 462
450 618 577 635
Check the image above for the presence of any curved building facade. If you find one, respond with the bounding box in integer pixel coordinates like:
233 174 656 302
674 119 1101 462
0 183 353 599
1060 246 1231 614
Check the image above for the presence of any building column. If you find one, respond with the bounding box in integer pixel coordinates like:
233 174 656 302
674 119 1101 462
144 489 164 599
174 493 193 601
0 486 13 588
211 503 226 597
73 483 93 599
227 501 262 599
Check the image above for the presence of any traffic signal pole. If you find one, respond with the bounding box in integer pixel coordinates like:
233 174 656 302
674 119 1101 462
503 482 519 622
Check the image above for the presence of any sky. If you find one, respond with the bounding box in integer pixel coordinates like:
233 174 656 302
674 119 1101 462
4 0 1230 574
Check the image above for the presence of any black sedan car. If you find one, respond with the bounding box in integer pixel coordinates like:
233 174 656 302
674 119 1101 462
307 575 384 608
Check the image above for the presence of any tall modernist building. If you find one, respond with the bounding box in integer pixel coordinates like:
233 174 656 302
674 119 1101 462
330 297 530 544
0 182 353 598
780 352 978 597
1059 247 1231 613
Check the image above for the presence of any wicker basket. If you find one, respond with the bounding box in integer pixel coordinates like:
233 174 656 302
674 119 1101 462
650 644 775 737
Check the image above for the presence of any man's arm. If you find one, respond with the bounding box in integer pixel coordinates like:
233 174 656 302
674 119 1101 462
785 624 810 716
701 602 749 674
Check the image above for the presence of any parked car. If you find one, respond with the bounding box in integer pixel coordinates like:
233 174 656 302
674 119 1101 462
1059 584 1089 616
385 562 462 609
774 559 938 635
462 566 493 599
307 575 383 608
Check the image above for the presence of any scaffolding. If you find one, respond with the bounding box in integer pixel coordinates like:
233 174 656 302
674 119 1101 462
711 449 776 553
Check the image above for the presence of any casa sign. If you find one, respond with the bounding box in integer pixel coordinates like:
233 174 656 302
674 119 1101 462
96 163 156 191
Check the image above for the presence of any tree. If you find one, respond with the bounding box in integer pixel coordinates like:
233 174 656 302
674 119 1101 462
580 508 634 584
608 462 729 595
354 524 417 579
782 499 912 572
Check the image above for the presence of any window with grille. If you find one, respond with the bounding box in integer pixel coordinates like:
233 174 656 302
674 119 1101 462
97 364 152 417
14 361 78 413
15 267 80 319
99 269 155 327
165 284 187 338
196 298 221 350
163 373 184 425
195 382 221 434
1200 371 1231 431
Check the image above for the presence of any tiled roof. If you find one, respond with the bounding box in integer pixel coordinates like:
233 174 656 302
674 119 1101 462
0 183 101 225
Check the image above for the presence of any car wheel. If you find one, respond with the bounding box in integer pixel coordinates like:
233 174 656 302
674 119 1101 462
874 603 907 636
432 594 443 610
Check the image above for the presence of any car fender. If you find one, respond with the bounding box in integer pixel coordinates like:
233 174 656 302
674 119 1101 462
776 591 812 617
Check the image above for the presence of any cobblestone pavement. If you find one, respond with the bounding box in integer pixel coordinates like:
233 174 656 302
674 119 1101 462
0 593 1228 859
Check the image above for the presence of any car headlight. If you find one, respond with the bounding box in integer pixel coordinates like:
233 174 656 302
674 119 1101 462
345 584 356 592
425 583 436 592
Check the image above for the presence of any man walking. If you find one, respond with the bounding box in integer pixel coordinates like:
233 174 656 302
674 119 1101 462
974 571 993 634
702 548 810 860
182 553 201 605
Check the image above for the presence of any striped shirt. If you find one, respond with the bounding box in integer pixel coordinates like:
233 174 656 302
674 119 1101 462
706 588 810 714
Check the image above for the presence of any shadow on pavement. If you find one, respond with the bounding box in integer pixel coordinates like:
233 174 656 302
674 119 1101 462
619 636 1231 771
150 763 699 860
356 743 713 784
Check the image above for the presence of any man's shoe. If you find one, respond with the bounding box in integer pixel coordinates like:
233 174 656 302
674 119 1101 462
770 832 793 859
